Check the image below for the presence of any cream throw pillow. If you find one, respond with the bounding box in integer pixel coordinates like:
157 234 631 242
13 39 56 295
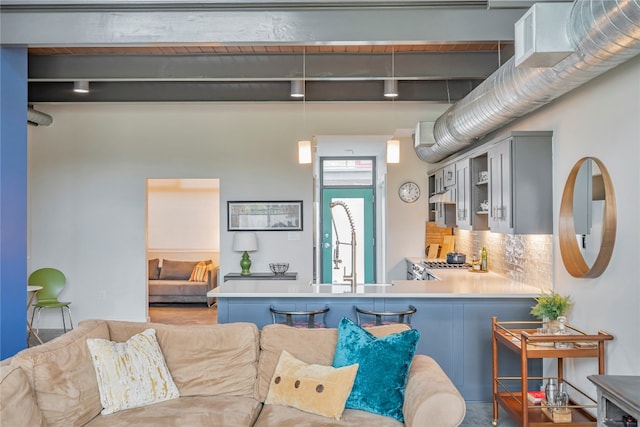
86 329 180 415
265 350 358 420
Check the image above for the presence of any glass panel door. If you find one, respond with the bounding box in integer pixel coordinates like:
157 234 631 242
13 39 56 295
321 188 374 284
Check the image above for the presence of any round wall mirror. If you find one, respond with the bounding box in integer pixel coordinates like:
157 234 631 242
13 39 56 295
559 157 616 278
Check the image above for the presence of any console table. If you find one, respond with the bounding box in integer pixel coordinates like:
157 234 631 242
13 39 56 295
223 272 297 281
588 375 640 427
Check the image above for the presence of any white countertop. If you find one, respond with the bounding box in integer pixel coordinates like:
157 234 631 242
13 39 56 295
208 268 545 299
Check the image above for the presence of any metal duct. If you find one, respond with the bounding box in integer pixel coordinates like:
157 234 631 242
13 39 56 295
416 0 640 163
27 107 53 126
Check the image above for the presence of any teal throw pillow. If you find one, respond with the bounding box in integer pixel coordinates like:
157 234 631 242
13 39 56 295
332 317 420 422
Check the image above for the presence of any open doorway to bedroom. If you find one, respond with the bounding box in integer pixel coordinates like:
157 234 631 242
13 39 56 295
146 178 220 324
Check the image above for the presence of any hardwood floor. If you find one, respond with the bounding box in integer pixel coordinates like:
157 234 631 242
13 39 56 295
28 303 218 346
149 303 217 325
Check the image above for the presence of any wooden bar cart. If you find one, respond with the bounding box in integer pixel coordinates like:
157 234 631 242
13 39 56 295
492 317 614 427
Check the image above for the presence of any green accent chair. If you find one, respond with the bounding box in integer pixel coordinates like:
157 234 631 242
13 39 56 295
29 268 73 333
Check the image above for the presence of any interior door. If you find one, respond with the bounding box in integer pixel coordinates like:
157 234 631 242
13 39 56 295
321 188 374 284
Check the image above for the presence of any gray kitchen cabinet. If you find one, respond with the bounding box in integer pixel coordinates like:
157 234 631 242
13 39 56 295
487 131 553 234
470 153 489 231
435 200 456 228
429 169 456 227
434 169 445 194
443 163 456 188
455 158 471 230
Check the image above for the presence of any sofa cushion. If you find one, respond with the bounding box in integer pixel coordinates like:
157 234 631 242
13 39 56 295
105 321 259 398
265 350 358 420
257 323 409 402
158 259 199 280
148 258 160 280
333 317 420 422
0 365 47 427
84 395 263 427
86 328 180 415
254 403 404 427
148 280 209 296
11 319 109 427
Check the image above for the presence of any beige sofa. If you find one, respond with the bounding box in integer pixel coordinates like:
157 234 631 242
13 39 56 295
1 319 466 427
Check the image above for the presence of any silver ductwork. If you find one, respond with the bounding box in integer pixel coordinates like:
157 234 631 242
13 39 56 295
416 0 640 163
28 107 53 126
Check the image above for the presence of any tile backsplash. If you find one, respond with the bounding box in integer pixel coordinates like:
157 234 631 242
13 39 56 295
454 229 552 289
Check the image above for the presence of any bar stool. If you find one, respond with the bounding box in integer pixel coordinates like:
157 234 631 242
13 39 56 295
269 305 330 328
354 305 417 327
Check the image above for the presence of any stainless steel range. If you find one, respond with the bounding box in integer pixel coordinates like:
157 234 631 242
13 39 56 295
406 259 472 280
423 261 472 269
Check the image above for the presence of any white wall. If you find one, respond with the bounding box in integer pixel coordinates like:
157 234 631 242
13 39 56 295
28 102 441 326
493 56 640 389
147 180 220 251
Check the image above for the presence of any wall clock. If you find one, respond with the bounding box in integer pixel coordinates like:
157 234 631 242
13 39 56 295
398 181 420 203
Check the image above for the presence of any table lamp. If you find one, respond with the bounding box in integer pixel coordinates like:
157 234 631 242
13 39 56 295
233 232 258 275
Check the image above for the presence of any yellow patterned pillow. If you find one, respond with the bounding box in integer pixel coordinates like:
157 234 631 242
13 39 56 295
189 261 210 282
86 329 180 415
265 350 358 420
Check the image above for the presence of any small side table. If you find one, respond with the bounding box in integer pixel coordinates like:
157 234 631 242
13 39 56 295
223 272 297 281
588 375 640 427
27 285 44 345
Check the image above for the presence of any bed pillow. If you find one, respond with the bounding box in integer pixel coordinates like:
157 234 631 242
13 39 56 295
265 350 358 420
332 317 420 422
86 328 180 415
148 258 160 280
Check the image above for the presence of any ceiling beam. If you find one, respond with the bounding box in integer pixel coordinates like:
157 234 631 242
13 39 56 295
2 5 525 46
28 51 506 81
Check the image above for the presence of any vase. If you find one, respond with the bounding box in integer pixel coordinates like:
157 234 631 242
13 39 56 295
545 379 558 407
547 319 560 334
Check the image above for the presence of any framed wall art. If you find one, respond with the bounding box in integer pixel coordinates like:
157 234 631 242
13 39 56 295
227 201 303 231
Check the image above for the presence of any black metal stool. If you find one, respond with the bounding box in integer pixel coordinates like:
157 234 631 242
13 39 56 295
269 305 330 328
354 305 417 327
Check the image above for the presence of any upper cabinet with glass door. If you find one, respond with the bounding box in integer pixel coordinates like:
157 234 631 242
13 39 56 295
487 131 553 234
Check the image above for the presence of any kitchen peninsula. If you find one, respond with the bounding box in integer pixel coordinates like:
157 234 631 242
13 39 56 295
209 269 545 401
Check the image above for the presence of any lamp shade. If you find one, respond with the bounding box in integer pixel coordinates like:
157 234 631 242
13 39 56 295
298 140 312 164
233 232 258 252
384 79 398 97
290 80 305 98
387 139 400 163
73 80 90 93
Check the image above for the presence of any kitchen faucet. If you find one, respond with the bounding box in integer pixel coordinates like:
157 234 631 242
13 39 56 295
329 201 357 292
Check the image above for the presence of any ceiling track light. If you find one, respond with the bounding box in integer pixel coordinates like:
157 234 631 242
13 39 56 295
290 80 305 98
384 79 398 98
73 80 90 93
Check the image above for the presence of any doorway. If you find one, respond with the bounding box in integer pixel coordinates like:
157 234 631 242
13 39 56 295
146 178 220 320
319 158 376 284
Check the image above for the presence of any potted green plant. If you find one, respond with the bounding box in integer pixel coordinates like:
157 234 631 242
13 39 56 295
530 292 572 332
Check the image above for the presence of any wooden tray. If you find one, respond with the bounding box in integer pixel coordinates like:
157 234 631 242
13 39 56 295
469 268 489 273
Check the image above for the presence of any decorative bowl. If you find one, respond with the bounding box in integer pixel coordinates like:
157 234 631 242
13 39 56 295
269 263 290 275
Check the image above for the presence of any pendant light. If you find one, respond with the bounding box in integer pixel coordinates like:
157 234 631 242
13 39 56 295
73 80 90 93
386 46 400 163
297 47 312 164
384 47 398 98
